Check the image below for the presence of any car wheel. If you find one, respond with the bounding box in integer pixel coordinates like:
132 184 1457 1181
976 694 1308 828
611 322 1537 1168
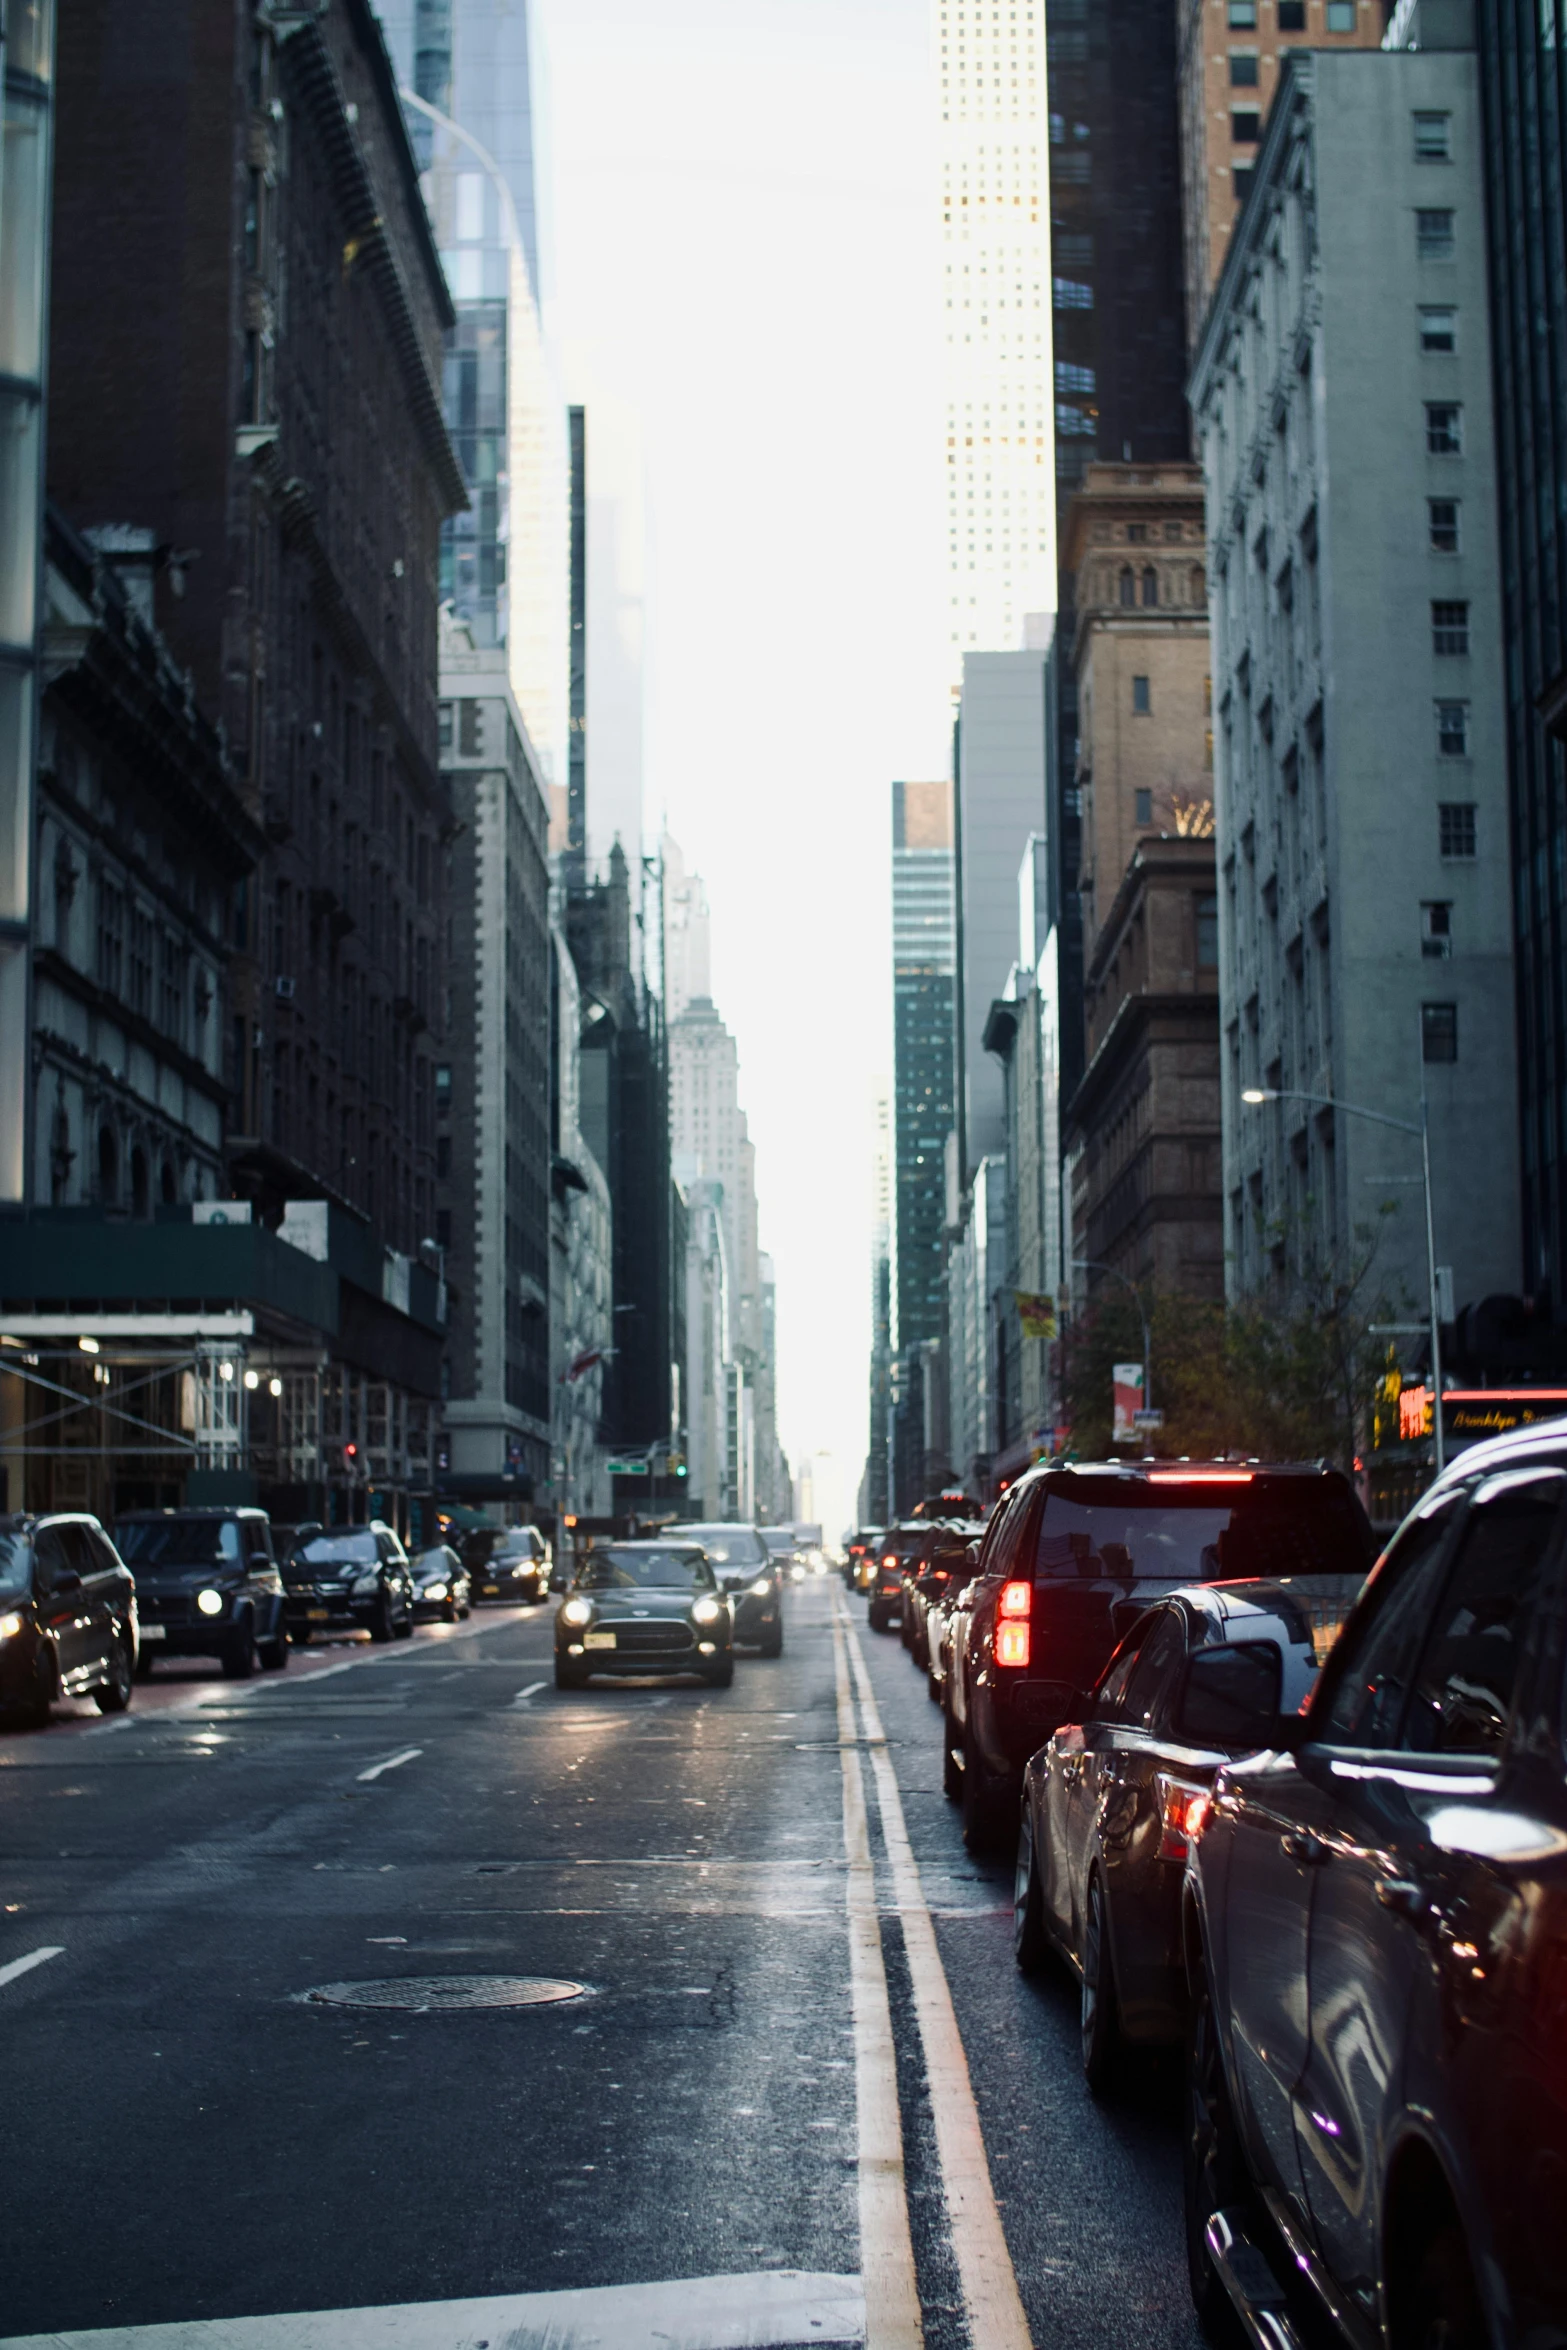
367 1595 394 1643
94 1632 134 1714
942 1695 963 1801
393 1598 415 1640
758 1622 783 1658
554 1655 588 1690
900 1607 914 1649
1080 1871 1122 2094
704 1656 735 1688
1013 1808 1049 1973
1395 2224 1486 2350
1184 1944 1252 2328
459 1602 471 1620
960 1712 1007 1853
222 1616 258 1680
20 1643 55 1727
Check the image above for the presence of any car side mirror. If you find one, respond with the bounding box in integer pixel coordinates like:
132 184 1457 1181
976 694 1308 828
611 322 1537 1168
250 1553 271 1572
1176 1642 1285 1749
52 1569 83 1598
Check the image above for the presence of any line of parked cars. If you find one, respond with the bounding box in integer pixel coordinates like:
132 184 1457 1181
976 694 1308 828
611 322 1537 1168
0 1504 558 1725
863 1430 1567 2350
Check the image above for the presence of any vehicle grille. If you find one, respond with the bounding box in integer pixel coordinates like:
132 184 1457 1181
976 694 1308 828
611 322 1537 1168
137 1593 190 1625
610 1621 694 1655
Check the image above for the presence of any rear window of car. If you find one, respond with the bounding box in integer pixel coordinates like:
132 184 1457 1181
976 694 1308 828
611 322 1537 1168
1032 1477 1367 1584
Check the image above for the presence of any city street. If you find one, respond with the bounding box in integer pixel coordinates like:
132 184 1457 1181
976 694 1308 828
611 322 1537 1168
0 1584 1201 2350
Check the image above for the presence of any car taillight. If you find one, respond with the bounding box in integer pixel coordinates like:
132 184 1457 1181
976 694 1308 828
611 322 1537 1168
996 1620 1031 1667
999 1580 1031 1618
884 1555 899 1572
1157 1776 1211 1862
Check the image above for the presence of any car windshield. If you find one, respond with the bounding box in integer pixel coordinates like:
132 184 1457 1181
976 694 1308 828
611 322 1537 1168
669 1526 768 1566
115 1518 244 1568
579 1548 716 1592
0 1531 32 1599
301 1532 379 1566
1032 1479 1367 1583
414 1551 453 1574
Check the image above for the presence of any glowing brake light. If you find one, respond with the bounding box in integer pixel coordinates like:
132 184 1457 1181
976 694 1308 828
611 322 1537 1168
1147 1469 1253 1485
996 1581 1032 1667
1157 1776 1212 1861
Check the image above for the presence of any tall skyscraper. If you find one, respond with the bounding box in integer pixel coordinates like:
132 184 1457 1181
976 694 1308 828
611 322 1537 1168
381 0 569 789
663 835 712 1025
1475 0 1567 1308
953 655 1049 1169
891 782 957 1350
937 0 1057 670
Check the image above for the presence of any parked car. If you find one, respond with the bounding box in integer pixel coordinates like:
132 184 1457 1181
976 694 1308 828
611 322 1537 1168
867 1524 925 1633
115 1507 289 1678
1182 1419 1567 2350
555 1541 734 1688
463 1524 551 1604
942 1459 1372 1850
665 1522 783 1653
905 1524 986 1671
845 1528 884 1592
409 1543 472 1622
0 1513 136 1722
1014 1579 1339 2092
282 1522 415 1644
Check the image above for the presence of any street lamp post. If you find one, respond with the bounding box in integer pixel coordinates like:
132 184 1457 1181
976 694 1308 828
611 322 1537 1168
1239 1081 1445 1476
1072 1258 1152 1429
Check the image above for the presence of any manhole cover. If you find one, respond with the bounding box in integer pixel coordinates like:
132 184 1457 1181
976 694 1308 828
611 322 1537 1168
300 1974 587 2012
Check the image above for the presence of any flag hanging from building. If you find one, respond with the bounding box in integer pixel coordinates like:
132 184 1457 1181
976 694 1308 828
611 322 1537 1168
1015 1290 1057 1341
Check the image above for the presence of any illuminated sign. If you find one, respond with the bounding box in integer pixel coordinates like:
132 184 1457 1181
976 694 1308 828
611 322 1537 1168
1443 1390 1567 1449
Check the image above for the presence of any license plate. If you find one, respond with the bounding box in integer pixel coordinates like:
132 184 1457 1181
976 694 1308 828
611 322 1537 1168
138 1624 165 1643
482 1584 499 1596
308 1608 330 1621
583 1631 617 1650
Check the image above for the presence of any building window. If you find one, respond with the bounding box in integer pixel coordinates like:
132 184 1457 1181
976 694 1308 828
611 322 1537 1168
1132 675 1151 714
1230 50 1260 85
1135 787 1153 826
1277 0 1305 22
1231 109 1262 143
1436 699 1470 755
1227 0 1257 23
1429 497 1461 552
1119 566 1135 607
1422 1002 1458 1062
1432 599 1470 654
434 1062 452 1111
96 880 124 997
160 933 183 1041
1420 305 1457 353
1416 209 1456 258
1439 801 1477 857
129 909 154 1021
1325 0 1356 24
1233 165 1255 205
1414 110 1452 161
1421 902 1453 959
1141 565 1158 607
1426 402 1463 453
1197 894 1220 969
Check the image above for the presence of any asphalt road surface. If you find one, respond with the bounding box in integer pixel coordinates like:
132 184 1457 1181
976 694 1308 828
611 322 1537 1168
0 1582 1205 2350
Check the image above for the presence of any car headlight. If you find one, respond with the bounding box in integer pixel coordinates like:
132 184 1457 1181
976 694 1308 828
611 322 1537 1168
560 1596 593 1627
749 1577 772 1599
195 1587 226 1617
424 1582 447 1601
691 1596 723 1626
0 1609 23 1641
352 1573 380 1596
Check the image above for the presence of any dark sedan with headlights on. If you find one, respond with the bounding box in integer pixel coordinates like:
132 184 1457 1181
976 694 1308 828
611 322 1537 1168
409 1543 472 1622
463 1524 551 1605
555 1542 734 1689
115 1507 289 1677
0 1513 137 1721
283 1523 416 1644
665 1522 782 1654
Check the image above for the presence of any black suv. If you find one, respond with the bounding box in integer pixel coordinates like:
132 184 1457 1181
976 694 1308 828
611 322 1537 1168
115 1508 288 1679
665 1522 782 1654
0 1513 137 1722
283 1522 416 1643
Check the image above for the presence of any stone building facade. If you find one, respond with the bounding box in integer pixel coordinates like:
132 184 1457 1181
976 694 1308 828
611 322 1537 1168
1190 45 1520 1316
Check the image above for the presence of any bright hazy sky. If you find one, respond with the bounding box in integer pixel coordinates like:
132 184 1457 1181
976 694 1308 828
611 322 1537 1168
542 0 952 1517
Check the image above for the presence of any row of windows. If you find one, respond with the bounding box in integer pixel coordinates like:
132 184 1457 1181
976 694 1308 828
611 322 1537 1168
1228 0 1357 25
